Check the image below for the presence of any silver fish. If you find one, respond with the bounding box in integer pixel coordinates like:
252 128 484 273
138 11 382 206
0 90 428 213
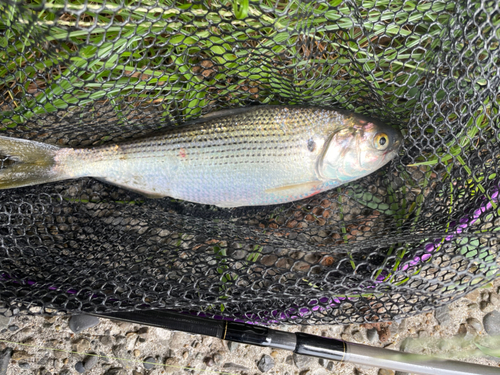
0 106 402 207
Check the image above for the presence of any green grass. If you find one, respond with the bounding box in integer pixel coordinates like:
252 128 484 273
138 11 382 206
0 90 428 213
1 0 492 126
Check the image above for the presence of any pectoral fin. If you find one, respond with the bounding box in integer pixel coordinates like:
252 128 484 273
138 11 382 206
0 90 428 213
265 181 321 194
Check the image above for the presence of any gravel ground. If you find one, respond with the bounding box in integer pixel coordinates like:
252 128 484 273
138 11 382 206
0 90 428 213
2 279 500 375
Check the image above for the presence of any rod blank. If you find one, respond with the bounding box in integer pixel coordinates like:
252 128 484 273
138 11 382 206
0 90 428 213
98 310 500 375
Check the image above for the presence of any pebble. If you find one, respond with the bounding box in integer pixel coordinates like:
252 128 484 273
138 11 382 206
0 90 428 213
125 332 137 339
60 369 72 375
378 325 391 342
11 350 29 361
483 310 500 336
18 362 30 369
83 354 99 370
466 317 482 333
434 306 451 326
203 356 215 367
73 338 91 353
480 300 492 312
213 352 222 364
22 337 35 346
318 358 333 370
293 353 313 369
0 348 12 375
299 370 311 375
367 328 379 343
8 325 19 332
0 317 11 331
100 336 113 346
44 316 57 323
222 362 249 371
137 327 148 339
352 330 364 342
417 330 428 338
285 355 294 366
143 357 157 370
227 341 239 352
456 323 477 340
467 303 479 310
378 369 394 375
481 291 490 301
75 361 85 373
163 357 179 373
257 354 274 373
69 315 100 334
134 350 141 358
104 368 125 375
490 293 500 306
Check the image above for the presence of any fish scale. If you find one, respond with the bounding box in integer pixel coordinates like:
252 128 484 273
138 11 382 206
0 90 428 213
0 106 402 207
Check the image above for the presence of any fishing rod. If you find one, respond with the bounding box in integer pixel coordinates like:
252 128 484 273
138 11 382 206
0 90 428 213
97 309 500 375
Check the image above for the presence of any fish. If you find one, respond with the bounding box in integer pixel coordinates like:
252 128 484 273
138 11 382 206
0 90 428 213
0 106 402 207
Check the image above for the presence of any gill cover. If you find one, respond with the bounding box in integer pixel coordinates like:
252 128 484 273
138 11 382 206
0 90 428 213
316 128 358 182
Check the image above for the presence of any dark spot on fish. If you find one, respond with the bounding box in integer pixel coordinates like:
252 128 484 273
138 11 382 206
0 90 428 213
307 139 316 152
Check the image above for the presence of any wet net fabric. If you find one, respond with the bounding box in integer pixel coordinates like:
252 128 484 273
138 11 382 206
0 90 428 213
0 0 499 324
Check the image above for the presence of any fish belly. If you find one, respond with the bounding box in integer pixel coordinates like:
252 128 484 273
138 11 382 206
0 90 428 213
77 145 321 206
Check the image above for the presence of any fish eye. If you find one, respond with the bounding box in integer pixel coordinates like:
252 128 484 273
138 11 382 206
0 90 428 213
374 133 389 150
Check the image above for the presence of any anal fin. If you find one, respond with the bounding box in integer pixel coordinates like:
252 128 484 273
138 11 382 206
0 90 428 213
214 200 249 208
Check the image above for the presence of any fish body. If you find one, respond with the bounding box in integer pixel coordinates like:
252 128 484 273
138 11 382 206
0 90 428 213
0 106 402 207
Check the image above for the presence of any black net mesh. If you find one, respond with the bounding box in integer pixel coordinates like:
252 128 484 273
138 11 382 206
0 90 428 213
0 0 499 324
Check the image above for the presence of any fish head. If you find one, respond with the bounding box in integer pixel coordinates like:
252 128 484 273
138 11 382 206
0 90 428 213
318 115 403 183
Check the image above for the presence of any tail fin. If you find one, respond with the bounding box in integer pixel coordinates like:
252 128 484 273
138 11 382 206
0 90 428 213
0 135 62 190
